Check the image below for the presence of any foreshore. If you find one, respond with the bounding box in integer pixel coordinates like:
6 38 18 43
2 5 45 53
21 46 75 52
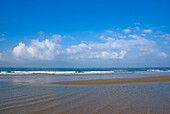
53 76 170 85
1 74 170 113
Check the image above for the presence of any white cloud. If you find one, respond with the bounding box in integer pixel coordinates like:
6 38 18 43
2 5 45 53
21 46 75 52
13 42 27 58
161 33 170 40
65 37 155 60
106 30 113 33
143 29 152 33
123 28 131 33
128 35 141 39
2 24 169 63
12 34 61 60
99 35 106 40
120 50 127 58
141 34 146 36
52 34 62 41
95 51 126 59
158 52 168 57
118 35 126 38
153 33 170 40
135 27 140 30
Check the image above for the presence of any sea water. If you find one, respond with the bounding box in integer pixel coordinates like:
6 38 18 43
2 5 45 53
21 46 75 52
0 67 170 84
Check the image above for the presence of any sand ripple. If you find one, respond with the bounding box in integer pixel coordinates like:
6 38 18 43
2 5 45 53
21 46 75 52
0 82 170 114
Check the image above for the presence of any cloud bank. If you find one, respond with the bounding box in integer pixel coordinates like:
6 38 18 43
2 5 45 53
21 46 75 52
0 23 169 67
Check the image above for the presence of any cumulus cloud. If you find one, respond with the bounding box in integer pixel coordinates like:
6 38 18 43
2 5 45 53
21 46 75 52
158 52 168 57
95 51 126 59
13 42 27 58
12 34 61 60
123 28 131 33
1 24 169 63
65 36 155 60
143 29 152 33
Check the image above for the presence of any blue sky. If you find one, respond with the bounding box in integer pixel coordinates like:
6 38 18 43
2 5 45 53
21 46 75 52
0 0 170 67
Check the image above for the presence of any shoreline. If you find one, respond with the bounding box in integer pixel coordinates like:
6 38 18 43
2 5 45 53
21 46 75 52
53 76 170 85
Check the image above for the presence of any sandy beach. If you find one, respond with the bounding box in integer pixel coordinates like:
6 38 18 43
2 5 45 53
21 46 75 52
54 76 170 85
1 72 170 114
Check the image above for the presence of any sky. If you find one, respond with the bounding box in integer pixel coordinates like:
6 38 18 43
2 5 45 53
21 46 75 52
0 0 170 68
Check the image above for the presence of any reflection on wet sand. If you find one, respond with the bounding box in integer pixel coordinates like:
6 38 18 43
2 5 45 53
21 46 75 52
0 82 170 114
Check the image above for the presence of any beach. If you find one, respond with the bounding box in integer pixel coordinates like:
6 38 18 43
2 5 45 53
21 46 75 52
0 68 170 114
1 81 170 114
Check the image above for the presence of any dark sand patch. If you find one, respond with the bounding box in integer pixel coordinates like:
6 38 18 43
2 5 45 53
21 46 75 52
53 76 170 85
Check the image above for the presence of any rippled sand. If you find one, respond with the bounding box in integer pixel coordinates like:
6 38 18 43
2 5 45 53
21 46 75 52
0 73 170 114
0 82 170 114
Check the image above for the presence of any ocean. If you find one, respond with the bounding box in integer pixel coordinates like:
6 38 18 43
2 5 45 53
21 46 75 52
0 67 170 85
0 67 170 75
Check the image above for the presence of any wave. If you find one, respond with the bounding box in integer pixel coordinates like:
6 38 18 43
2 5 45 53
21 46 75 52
0 71 116 75
147 69 170 72
0 69 170 75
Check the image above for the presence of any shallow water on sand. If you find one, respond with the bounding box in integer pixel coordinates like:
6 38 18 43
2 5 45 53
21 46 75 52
0 82 170 114
0 72 170 114
1 71 170 85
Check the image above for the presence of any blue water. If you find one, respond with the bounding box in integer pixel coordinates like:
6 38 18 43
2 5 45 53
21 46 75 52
0 67 170 85
0 67 170 72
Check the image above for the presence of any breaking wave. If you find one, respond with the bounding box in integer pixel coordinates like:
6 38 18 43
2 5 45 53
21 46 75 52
0 71 116 75
0 69 170 75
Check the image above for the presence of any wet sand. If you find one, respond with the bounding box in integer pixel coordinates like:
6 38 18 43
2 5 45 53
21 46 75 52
1 74 170 114
1 82 170 114
54 76 170 85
